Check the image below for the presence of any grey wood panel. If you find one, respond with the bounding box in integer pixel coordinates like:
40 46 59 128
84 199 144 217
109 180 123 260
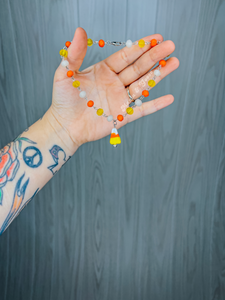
0 0 225 299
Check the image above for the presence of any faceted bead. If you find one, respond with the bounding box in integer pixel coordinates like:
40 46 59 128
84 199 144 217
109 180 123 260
98 39 105 47
65 41 71 48
150 39 157 47
67 70 74 77
159 59 166 67
126 107 134 115
79 91 86 98
138 39 145 48
154 70 161 77
87 100 94 107
126 40 133 48
117 115 124 121
72 80 80 88
97 108 104 116
107 115 113 122
61 60 69 67
142 90 149 97
148 79 156 87
59 49 68 57
135 99 142 106
87 38 93 47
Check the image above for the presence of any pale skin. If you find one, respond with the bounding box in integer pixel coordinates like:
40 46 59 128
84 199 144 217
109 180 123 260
0 27 179 234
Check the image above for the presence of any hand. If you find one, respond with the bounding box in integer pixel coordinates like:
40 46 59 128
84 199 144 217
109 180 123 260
47 27 179 151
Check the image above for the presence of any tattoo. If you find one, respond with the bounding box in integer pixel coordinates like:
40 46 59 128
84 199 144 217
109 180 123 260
0 173 29 234
0 137 36 205
23 146 43 168
47 145 66 175
24 127 29 132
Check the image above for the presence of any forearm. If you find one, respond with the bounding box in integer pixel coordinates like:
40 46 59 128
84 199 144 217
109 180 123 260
0 108 79 234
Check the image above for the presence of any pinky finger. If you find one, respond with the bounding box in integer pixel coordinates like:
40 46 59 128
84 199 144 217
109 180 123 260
125 94 174 124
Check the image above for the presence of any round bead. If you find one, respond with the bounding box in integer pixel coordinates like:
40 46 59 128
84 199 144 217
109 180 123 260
72 80 80 88
98 39 105 47
150 39 157 47
148 79 156 87
87 100 94 107
59 49 68 57
67 70 74 77
154 69 161 77
142 90 149 97
61 60 69 67
117 115 124 121
159 59 166 67
138 39 145 48
79 91 86 98
126 40 133 48
65 41 71 48
107 115 113 122
126 107 134 115
135 99 142 107
87 38 93 47
97 108 104 116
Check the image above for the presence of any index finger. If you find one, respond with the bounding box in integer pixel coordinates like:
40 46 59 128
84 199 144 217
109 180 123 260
103 34 164 74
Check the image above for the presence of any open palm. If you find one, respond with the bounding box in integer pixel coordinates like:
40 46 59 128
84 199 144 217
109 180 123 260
48 27 179 148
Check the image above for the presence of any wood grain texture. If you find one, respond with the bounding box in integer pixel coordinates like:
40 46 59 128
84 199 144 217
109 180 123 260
0 0 225 299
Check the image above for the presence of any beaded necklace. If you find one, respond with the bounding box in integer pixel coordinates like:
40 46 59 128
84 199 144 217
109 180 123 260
59 38 167 148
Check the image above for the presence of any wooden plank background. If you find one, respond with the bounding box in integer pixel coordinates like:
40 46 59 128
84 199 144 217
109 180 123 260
0 0 225 299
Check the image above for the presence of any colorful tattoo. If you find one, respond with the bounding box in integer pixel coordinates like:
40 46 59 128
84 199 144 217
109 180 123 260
23 146 43 168
47 145 66 175
0 136 36 205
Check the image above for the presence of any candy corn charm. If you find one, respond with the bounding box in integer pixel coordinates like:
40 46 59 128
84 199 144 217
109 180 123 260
109 128 121 148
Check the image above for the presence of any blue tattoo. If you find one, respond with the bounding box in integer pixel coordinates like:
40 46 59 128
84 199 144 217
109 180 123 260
47 145 66 175
23 146 43 168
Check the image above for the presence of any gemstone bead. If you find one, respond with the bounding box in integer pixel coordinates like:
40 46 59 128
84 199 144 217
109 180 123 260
65 41 71 48
148 79 156 87
59 49 68 57
67 70 74 77
135 99 142 106
126 40 133 48
72 80 80 88
154 70 161 77
87 100 94 107
98 39 105 47
150 39 157 47
142 90 149 97
107 115 113 122
159 59 166 67
97 108 104 116
79 91 86 98
117 115 124 121
61 60 69 67
126 107 134 115
87 38 93 47
138 39 145 48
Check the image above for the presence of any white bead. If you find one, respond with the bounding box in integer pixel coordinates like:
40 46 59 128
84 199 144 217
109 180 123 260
154 69 161 77
135 99 142 106
79 91 86 98
107 115 113 122
61 60 69 67
126 40 133 48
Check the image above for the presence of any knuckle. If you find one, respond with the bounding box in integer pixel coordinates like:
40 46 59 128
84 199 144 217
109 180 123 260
132 63 142 77
120 48 130 65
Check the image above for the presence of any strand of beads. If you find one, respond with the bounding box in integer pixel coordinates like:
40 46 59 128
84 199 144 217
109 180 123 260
59 39 167 147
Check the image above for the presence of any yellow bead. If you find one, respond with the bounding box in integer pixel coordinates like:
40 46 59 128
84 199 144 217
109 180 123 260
97 108 104 116
72 80 80 88
148 79 156 87
126 107 134 115
59 49 68 57
87 38 93 46
138 39 145 48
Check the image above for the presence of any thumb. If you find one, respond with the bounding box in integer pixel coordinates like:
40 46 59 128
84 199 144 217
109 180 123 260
67 27 88 73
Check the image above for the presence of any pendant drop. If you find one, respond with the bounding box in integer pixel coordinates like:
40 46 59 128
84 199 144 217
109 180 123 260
109 127 121 148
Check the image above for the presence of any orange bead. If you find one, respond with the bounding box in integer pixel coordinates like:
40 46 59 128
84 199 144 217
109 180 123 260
142 90 149 97
159 59 166 67
117 114 124 121
151 39 157 47
98 39 105 47
67 70 74 77
87 100 94 107
65 41 71 48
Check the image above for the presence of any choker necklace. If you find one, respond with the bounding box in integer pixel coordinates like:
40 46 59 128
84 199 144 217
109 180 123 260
59 38 167 148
